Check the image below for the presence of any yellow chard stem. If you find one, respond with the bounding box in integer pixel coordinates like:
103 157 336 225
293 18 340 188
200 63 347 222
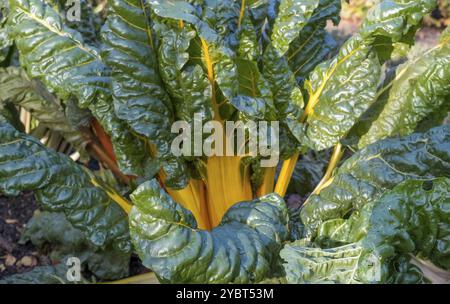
205 156 253 227
89 175 133 214
238 0 246 28
311 143 344 196
160 171 211 230
274 153 299 197
257 166 276 197
275 52 353 197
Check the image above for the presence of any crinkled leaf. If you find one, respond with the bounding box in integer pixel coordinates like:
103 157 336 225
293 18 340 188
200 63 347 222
270 0 319 55
0 0 12 63
7 0 152 177
302 38 381 151
101 0 189 186
90 96 159 178
129 179 289 283
0 67 87 152
237 10 260 61
300 125 450 236
295 0 436 151
155 23 213 122
360 178 450 275
0 121 131 258
263 44 304 120
357 28 450 149
202 0 240 49
64 0 102 46
315 202 373 247
8 0 110 107
232 58 273 119
287 0 340 82
101 0 174 153
283 178 450 284
281 242 428 284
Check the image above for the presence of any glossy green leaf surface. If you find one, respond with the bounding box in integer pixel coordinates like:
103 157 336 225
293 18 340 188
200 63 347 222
0 121 131 257
0 0 12 63
301 125 450 236
90 96 158 178
361 178 450 272
283 178 449 284
298 0 437 151
156 23 213 122
129 179 289 283
8 0 110 107
0 67 86 151
357 28 450 148
270 0 319 55
263 44 304 120
101 0 174 154
287 0 340 82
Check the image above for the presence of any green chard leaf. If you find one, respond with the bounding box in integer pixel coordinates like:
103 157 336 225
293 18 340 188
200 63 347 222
361 178 450 272
89 96 159 179
295 0 437 151
201 0 240 50
356 28 450 149
129 180 289 283
8 0 110 107
303 38 381 151
237 9 261 61
270 0 320 56
155 22 213 122
0 67 87 153
101 0 189 187
300 125 450 237
0 0 12 64
7 0 160 179
101 0 174 153
287 0 341 82
282 178 450 284
263 44 304 120
0 121 131 260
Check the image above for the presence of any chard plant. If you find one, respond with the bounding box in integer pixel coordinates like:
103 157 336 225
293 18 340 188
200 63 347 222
0 0 449 284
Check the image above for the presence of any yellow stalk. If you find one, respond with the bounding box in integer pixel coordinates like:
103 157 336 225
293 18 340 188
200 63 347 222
106 272 160 284
89 176 133 214
275 48 360 197
238 0 246 28
256 166 276 197
205 156 253 227
200 38 221 121
274 153 299 197
311 143 344 196
160 172 211 230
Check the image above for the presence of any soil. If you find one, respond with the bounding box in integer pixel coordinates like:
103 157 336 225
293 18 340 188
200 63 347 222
0 192 149 281
0 193 50 278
